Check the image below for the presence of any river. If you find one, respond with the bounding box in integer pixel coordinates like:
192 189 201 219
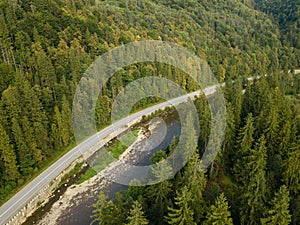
24 112 181 225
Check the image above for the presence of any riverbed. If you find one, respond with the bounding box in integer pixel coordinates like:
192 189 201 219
23 112 180 225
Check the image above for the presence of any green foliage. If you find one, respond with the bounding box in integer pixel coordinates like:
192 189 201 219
261 185 292 225
0 124 19 182
239 135 268 224
255 0 300 49
183 152 207 222
204 193 233 225
284 141 300 194
126 201 149 225
233 113 255 184
0 0 299 223
91 191 123 225
165 186 196 225
76 167 97 185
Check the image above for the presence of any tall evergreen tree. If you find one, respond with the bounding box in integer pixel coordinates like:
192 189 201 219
233 113 255 183
91 191 123 225
50 106 63 149
165 186 196 225
60 95 73 146
0 124 19 181
16 74 51 156
223 102 235 154
11 117 33 175
283 141 300 194
21 116 42 165
183 152 207 222
147 161 173 224
261 185 291 225
262 89 281 155
126 201 149 225
32 42 56 91
195 94 211 150
231 78 243 129
204 193 233 225
240 135 267 225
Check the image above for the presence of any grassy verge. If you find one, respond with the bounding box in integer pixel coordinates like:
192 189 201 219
76 129 140 184
110 129 139 158
58 162 85 187
76 167 97 184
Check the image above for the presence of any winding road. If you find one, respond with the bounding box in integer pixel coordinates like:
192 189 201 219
0 80 239 225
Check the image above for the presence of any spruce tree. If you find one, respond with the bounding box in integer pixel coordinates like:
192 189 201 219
91 191 122 225
0 124 19 181
261 185 291 225
223 103 235 154
165 186 196 225
283 141 300 194
147 161 173 224
204 193 233 225
240 135 267 225
16 74 50 156
21 116 42 165
233 113 255 184
60 95 73 146
183 152 206 222
11 117 33 175
50 106 63 149
126 201 149 225
231 78 243 129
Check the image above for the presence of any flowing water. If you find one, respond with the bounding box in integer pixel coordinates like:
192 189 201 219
24 112 181 225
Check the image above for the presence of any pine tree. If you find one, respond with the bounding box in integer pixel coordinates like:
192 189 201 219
32 42 56 90
240 135 267 225
175 109 198 170
147 161 173 224
183 152 207 222
127 179 144 201
261 185 291 225
126 201 149 225
21 116 42 165
0 62 15 96
231 78 243 129
0 85 21 129
204 193 233 225
0 14 15 67
50 106 63 149
283 141 300 194
277 91 293 155
233 113 255 184
262 96 279 155
253 76 270 116
223 103 235 153
15 74 51 156
11 117 33 175
195 94 211 150
60 95 73 146
91 191 123 225
69 38 83 82
0 124 19 181
165 186 196 225
95 95 112 129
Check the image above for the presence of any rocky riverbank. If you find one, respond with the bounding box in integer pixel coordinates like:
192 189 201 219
36 120 159 225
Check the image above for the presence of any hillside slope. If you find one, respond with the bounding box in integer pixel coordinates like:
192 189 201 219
0 0 299 218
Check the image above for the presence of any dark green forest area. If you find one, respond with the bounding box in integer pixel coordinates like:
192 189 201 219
0 0 299 224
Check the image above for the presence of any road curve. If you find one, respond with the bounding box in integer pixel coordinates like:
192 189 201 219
0 84 221 225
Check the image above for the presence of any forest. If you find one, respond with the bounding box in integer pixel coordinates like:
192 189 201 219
0 0 299 224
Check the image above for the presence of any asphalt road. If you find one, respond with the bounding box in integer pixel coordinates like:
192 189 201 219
0 85 219 225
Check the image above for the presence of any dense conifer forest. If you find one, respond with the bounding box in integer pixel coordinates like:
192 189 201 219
0 0 299 224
